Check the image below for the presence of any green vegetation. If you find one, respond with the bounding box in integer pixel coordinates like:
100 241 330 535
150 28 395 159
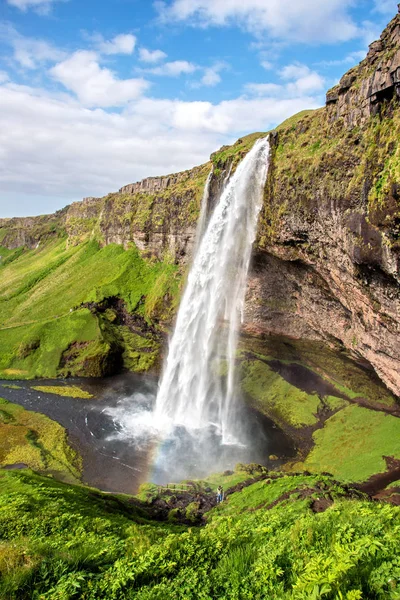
360 110 400 240
0 238 181 378
239 335 396 408
240 359 321 428
303 405 400 481
0 398 81 483
31 386 93 399
0 469 400 599
275 109 316 132
0 210 67 250
237 337 400 480
1 384 22 390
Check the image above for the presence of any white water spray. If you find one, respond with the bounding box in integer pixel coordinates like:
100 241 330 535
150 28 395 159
154 137 270 444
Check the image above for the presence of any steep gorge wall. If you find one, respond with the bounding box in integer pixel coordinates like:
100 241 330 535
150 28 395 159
0 164 213 264
247 8 400 397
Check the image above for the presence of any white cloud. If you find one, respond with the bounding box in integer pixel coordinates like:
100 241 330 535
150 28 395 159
245 82 282 96
373 0 398 14
0 24 65 69
201 67 221 86
49 50 149 107
6 0 65 14
317 50 366 67
0 76 321 216
286 72 325 95
148 60 197 76
261 60 273 70
96 33 137 55
246 62 325 98
156 0 359 44
281 63 311 80
191 62 227 87
0 71 9 83
139 47 168 63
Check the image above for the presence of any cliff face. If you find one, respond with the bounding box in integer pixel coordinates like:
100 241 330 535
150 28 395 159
247 8 400 397
0 165 212 264
0 133 264 264
0 209 68 250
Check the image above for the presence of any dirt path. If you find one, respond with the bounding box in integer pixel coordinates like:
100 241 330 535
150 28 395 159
354 456 400 503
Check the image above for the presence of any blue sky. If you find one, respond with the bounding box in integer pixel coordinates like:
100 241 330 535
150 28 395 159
0 0 398 217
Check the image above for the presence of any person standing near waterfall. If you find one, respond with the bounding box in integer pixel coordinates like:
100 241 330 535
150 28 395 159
216 486 224 503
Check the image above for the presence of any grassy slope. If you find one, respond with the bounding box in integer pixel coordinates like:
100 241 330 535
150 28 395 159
0 239 180 379
0 398 81 483
238 339 400 482
303 405 400 480
0 469 399 599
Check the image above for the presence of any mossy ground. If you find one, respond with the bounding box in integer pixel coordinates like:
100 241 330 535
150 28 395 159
211 132 268 174
0 398 81 483
301 405 400 481
0 468 399 599
240 358 321 428
30 385 93 399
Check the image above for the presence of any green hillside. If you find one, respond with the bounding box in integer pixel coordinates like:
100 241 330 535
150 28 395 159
0 468 399 599
0 239 180 379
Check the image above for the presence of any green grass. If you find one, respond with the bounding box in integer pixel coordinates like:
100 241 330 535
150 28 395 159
0 469 399 599
237 341 400 481
0 398 81 483
239 335 397 409
239 358 321 428
303 405 400 481
274 109 316 132
0 239 180 326
0 309 100 379
0 238 181 378
0 384 22 390
31 385 93 399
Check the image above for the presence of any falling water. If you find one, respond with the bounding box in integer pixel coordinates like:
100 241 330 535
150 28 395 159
154 137 270 444
194 166 213 254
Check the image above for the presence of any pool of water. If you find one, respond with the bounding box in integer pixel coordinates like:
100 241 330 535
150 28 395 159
0 373 295 494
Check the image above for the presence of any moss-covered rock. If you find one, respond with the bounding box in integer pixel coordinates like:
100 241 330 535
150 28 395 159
0 397 81 483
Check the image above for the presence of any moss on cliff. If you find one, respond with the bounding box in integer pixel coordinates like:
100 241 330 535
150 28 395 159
0 209 67 249
211 132 267 174
259 107 361 245
259 91 400 250
361 108 400 241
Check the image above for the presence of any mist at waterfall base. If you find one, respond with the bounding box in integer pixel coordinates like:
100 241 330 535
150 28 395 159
107 137 272 483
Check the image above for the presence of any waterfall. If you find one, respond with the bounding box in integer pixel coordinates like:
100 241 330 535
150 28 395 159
154 136 270 444
194 166 213 255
